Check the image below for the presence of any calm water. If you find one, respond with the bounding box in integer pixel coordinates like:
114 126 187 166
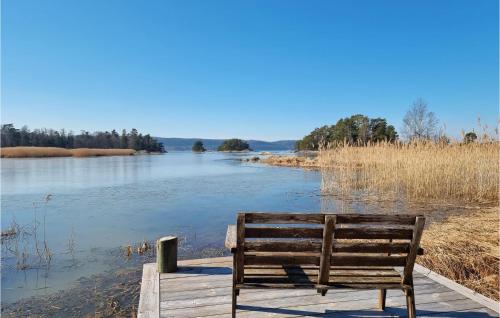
1 152 323 303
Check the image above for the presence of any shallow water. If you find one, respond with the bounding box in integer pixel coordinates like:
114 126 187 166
1 152 323 303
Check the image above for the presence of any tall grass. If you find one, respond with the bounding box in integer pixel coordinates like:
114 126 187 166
419 208 499 300
319 141 498 204
1 147 136 158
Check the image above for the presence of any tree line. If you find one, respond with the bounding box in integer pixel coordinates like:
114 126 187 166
296 114 397 150
0 124 165 152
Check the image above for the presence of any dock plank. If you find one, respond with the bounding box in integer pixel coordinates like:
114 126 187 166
138 263 159 318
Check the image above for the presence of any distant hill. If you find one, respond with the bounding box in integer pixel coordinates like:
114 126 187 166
155 138 297 151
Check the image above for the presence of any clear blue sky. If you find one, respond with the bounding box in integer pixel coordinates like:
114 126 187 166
2 0 498 140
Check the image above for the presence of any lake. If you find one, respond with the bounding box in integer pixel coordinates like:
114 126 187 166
1 151 448 310
1 152 324 304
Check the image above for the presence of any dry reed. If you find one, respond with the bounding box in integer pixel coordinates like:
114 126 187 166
319 141 498 203
1 147 135 158
262 155 319 168
418 208 499 300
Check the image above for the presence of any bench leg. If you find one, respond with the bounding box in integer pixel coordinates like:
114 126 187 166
232 253 238 318
317 288 327 296
378 289 386 310
232 287 237 318
406 289 416 318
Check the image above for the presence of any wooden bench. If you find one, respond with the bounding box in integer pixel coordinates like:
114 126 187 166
225 212 425 318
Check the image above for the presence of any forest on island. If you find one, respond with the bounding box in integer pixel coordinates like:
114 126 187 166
0 124 165 152
296 114 398 150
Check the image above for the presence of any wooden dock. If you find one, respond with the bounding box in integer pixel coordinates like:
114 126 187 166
138 256 499 318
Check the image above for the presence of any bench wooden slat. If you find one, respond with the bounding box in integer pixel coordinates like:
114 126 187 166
335 228 414 240
335 214 417 225
236 282 408 289
331 255 407 267
333 242 411 254
244 267 400 278
244 213 325 224
244 276 318 284
236 283 318 289
245 240 322 252
245 253 321 266
245 267 319 276
245 227 323 239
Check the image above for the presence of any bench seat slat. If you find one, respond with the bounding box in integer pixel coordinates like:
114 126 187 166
244 267 401 278
244 275 402 284
236 283 318 289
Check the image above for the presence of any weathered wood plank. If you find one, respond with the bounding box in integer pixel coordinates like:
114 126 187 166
245 240 322 252
161 283 471 317
160 274 432 294
336 214 417 225
319 215 335 284
160 265 232 280
333 242 410 254
138 263 159 318
245 227 323 238
236 213 245 283
161 279 454 308
414 263 500 313
330 255 407 267
244 212 325 224
403 216 425 284
334 227 414 240
245 253 321 266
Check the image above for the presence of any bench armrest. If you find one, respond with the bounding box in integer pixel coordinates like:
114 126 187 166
225 224 237 253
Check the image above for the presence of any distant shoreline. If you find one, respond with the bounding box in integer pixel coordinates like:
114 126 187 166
1 147 141 158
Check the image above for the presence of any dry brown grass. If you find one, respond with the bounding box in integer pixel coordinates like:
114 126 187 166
70 148 135 157
418 208 499 300
262 155 319 168
319 141 498 204
1 147 135 158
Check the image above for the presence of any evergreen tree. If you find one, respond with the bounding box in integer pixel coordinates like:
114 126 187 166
192 140 206 152
217 139 250 151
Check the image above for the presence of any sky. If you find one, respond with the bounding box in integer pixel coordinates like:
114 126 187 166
1 0 498 141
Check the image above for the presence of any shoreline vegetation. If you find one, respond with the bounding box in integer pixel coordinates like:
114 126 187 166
1 147 137 158
1 124 166 153
258 139 499 301
261 154 319 168
420 207 499 300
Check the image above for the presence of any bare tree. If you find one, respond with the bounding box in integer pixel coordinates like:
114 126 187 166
402 98 439 140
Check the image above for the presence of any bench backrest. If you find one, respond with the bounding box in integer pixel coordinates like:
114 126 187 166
235 212 325 283
235 212 425 286
323 214 425 285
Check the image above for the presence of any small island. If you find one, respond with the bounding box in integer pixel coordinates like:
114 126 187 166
217 138 251 152
192 140 206 152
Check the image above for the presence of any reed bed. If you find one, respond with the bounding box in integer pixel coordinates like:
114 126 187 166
419 208 499 300
1 147 135 158
262 155 319 168
319 141 498 203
